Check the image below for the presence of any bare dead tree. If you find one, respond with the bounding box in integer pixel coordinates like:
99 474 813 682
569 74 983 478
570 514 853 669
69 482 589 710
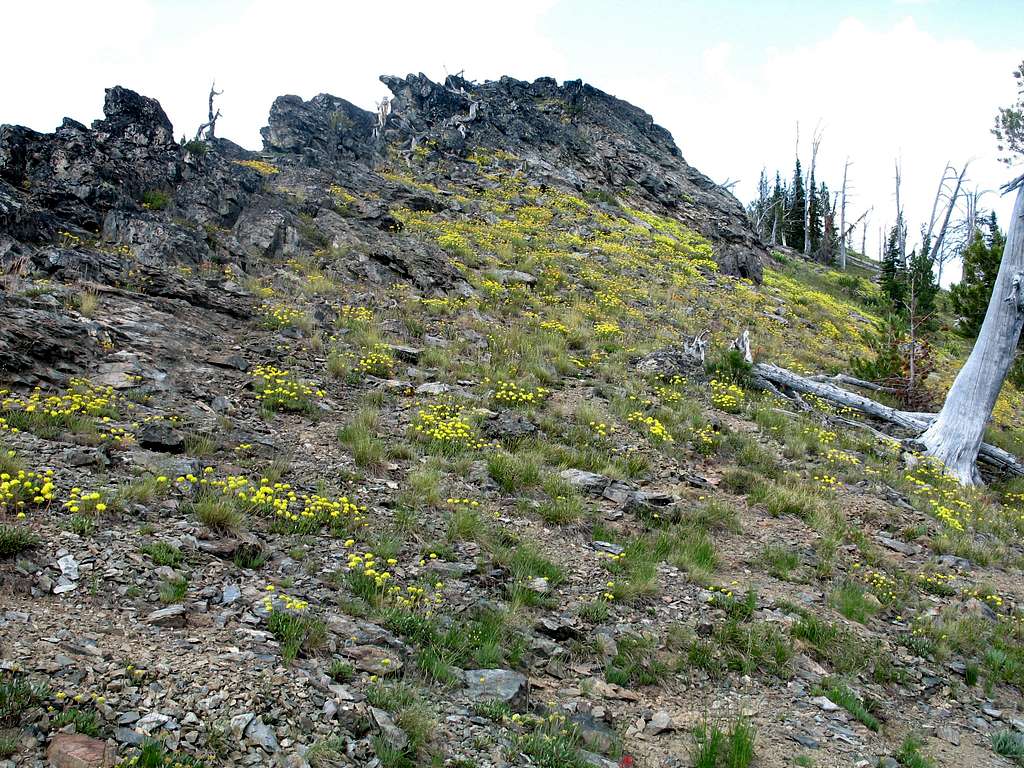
925 162 970 285
839 157 851 269
194 82 223 142
894 160 907 263
804 125 823 258
372 97 391 140
919 174 1024 484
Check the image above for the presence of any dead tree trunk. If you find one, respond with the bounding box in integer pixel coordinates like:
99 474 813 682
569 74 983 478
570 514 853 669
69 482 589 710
839 158 849 270
804 128 822 258
751 360 1024 477
919 176 1024 485
929 163 968 286
194 82 223 142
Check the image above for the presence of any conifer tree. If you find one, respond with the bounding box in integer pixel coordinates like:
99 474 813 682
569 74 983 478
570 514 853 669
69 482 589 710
879 221 906 306
786 158 805 248
949 213 1006 337
770 172 786 246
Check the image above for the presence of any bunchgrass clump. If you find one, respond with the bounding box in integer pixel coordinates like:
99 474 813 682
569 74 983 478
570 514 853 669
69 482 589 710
991 729 1024 763
328 659 355 683
50 706 103 737
0 673 45 726
121 741 208 768
140 541 183 567
604 633 667 687
267 607 327 663
0 524 39 558
192 495 243 534
159 577 188 604
511 713 589 768
761 544 799 580
338 407 385 468
830 581 880 624
895 736 934 768
813 678 879 731
690 715 756 768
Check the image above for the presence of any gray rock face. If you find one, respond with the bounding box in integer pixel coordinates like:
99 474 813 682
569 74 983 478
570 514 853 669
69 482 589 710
462 669 529 711
261 93 378 162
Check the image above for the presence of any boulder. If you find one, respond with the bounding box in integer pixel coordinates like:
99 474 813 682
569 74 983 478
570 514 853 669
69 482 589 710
46 733 116 768
462 669 529 711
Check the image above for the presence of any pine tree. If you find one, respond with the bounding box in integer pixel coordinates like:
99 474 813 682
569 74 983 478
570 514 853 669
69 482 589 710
906 235 939 320
750 169 771 239
949 214 1006 337
811 180 828 256
785 158 805 248
770 172 786 246
880 221 906 306
806 174 821 253
818 185 837 264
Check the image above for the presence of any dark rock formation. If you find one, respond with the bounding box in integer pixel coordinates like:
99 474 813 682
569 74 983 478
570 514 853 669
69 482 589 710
377 73 765 279
261 94 377 163
0 72 766 373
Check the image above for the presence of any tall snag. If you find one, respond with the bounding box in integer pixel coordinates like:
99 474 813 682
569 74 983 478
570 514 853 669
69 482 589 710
919 176 1024 484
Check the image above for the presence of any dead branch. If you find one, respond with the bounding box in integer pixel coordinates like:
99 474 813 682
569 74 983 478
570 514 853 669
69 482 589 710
194 81 223 141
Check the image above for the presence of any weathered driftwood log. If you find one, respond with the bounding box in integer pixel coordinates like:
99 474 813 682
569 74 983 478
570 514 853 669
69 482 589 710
808 373 895 393
751 361 1024 477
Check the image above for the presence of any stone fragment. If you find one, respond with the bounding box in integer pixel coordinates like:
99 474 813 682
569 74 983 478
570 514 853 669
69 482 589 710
145 604 187 627
645 710 674 735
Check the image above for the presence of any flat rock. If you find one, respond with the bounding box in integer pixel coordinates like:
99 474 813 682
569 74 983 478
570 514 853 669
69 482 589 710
386 344 422 363
57 555 79 580
485 411 537 440
493 269 537 286
789 732 819 749
462 669 529 711
415 382 451 396
591 540 624 555
560 469 610 494
645 710 674 735
46 733 116 768
876 535 922 556
369 706 408 750
245 716 279 752
811 695 840 712
145 604 187 628
341 644 403 675
535 615 582 641
137 422 186 454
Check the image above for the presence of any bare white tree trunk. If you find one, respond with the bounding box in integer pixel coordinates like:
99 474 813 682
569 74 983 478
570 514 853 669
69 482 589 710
804 128 822 258
931 163 968 286
839 158 849 270
920 177 1024 484
894 160 907 263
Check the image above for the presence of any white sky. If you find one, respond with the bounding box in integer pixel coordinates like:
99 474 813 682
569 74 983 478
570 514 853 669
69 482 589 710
3 0 1020 282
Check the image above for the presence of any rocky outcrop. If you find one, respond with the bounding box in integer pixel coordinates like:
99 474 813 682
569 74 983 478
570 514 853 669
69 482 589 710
261 93 377 163
377 73 765 279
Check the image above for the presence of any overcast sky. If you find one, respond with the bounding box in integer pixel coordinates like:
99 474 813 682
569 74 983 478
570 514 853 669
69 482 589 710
3 0 1020 281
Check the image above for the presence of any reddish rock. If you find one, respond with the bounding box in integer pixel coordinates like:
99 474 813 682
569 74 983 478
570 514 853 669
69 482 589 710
47 733 116 768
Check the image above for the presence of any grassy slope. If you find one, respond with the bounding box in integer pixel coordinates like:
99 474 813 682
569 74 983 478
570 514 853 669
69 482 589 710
3 148 1024 767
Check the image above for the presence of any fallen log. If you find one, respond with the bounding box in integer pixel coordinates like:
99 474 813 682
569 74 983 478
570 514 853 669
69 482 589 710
752 361 1024 477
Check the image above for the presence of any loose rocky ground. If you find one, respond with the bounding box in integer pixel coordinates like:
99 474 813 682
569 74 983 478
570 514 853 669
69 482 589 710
3 75 1024 768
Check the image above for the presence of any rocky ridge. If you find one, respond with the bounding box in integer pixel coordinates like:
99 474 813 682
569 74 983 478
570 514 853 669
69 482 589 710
1 73 1021 768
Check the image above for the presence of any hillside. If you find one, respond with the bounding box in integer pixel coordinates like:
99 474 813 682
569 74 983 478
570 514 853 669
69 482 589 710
2 74 1024 768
